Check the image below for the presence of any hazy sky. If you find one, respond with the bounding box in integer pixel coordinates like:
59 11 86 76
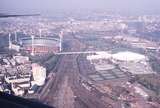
0 0 160 14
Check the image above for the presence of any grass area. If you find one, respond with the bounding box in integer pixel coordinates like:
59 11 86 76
148 54 160 74
43 55 60 73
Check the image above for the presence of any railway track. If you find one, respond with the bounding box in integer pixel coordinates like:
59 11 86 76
39 34 109 108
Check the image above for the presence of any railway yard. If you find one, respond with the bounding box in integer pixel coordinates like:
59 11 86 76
39 34 108 108
33 32 160 108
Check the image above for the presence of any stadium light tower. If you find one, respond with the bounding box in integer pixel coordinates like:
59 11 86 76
59 31 63 52
31 35 35 56
8 33 12 49
39 29 42 38
14 31 17 42
120 23 127 35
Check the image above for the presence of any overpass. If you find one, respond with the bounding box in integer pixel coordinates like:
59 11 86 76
55 51 107 55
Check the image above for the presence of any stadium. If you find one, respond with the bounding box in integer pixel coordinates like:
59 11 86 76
19 36 60 54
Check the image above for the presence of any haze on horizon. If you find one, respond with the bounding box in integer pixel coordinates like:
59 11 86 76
0 0 160 15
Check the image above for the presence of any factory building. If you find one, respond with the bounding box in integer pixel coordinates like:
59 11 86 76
20 36 60 55
32 63 46 86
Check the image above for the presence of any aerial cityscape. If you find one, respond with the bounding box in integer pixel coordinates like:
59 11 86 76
0 0 160 108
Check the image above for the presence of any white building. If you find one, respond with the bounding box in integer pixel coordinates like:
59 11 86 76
10 43 20 52
87 51 146 62
134 86 149 99
5 75 30 84
112 51 146 62
86 51 153 75
13 55 29 64
16 81 31 88
32 63 46 86
11 84 24 96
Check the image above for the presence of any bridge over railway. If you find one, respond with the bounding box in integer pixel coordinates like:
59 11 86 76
55 51 107 55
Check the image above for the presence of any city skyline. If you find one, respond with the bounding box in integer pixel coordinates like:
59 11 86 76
0 0 160 14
